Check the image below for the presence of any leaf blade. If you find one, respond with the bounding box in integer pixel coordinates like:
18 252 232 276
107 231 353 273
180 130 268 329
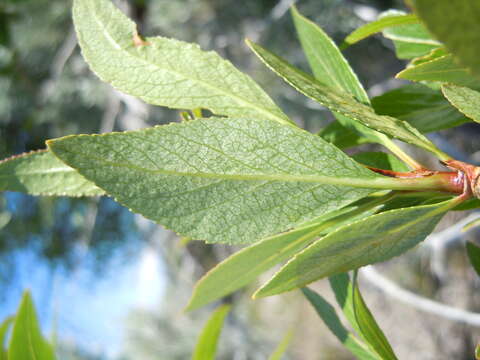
73 0 291 125
254 200 454 297
466 241 480 277
441 84 480 123
0 150 103 196
268 330 294 360
192 304 230 360
48 117 379 244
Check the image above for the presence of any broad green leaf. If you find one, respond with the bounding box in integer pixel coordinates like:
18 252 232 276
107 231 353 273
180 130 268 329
302 287 378 360
48 117 381 244
268 330 294 360
186 194 389 311
73 0 291 125
246 40 442 157
396 55 478 88
413 0 480 79
380 10 441 59
0 316 13 360
8 291 56 360
341 13 419 48
466 241 480 277
351 152 409 172
318 122 369 149
292 7 394 150
372 84 469 133
254 199 455 297
0 150 104 196
192 304 230 360
442 84 480 124
410 47 448 66
351 273 398 360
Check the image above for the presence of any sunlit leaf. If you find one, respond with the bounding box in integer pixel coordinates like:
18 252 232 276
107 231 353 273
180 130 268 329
413 0 480 79
254 199 456 297
268 330 294 360
48 117 381 244
442 84 480 124
247 40 442 157
73 0 292 125
0 316 13 360
8 291 56 360
0 150 103 196
192 304 230 360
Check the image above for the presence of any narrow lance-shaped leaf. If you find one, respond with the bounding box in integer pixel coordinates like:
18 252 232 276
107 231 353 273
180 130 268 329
380 10 441 59
48 117 390 245
254 198 457 297
351 272 398 360
186 193 389 311
413 0 480 79
8 291 56 360
0 316 13 360
441 84 480 124
0 150 104 196
246 40 446 159
372 84 469 133
192 304 230 360
268 330 294 360
396 55 479 88
72 0 292 125
302 287 379 360
341 12 419 48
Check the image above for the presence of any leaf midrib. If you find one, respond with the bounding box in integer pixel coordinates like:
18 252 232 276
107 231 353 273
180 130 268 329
86 1 290 125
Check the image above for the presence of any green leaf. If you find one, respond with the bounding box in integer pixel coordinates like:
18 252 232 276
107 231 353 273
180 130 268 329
341 13 419 48
186 194 389 311
318 122 369 149
396 55 478 88
268 330 294 360
302 287 378 360
72 0 291 125
380 10 441 59
351 152 409 172
246 40 443 157
192 304 230 360
372 84 469 133
441 84 480 123
413 0 480 79
292 7 386 147
8 291 56 360
410 47 448 66
0 316 13 359
351 273 398 360
0 150 104 196
466 241 480 277
254 199 455 297
48 117 381 244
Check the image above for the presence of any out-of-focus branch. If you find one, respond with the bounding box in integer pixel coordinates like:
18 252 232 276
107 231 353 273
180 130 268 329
361 266 480 327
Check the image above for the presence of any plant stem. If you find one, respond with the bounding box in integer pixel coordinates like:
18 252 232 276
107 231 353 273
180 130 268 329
380 137 425 170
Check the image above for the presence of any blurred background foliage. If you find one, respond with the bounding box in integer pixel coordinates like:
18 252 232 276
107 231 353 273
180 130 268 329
1 0 479 359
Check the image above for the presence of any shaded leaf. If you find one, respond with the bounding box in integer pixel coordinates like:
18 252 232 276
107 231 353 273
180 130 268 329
413 0 480 79
268 330 294 360
341 12 419 48
372 84 469 133
8 291 56 360
351 273 398 360
48 117 381 245
247 40 443 157
351 152 409 172
396 55 478 88
186 194 389 311
302 287 378 360
73 0 291 125
192 304 230 360
254 199 455 297
466 241 480 277
442 84 480 123
0 150 104 196
318 121 369 149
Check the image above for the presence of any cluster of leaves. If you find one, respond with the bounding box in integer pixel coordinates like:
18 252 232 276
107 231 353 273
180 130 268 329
1 0 480 358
